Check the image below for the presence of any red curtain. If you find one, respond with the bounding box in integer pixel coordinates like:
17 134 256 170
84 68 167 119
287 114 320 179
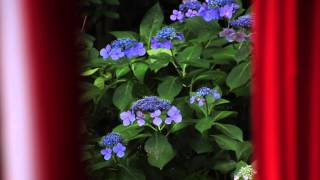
253 0 320 179
1 0 320 179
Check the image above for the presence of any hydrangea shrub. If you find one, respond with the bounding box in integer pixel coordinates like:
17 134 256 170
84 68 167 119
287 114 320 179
80 0 253 179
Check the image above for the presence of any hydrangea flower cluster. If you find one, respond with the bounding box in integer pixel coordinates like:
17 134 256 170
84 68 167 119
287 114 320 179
202 0 239 21
231 14 252 28
170 0 240 22
219 28 247 42
151 27 184 49
120 96 182 127
170 0 204 22
190 87 221 106
218 14 252 42
100 133 126 160
100 38 146 60
234 165 256 180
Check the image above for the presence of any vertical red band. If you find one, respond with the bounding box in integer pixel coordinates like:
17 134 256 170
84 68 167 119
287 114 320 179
22 0 85 180
253 0 320 179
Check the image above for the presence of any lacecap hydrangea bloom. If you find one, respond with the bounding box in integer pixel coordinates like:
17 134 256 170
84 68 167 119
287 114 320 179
120 96 182 127
231 14 252 28
219 28 247 43
170 0 240 22
170 0 204 22
234 165 256 180
190 87 221 106
151 27 184 49
200 0 239 21
100 38 146 61
100 133 126 160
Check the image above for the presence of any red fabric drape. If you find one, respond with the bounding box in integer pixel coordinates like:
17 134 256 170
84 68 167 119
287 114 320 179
253 0 320 179
22 0 85 180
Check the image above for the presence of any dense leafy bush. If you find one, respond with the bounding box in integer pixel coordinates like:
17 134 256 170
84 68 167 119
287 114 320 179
80 0 253 179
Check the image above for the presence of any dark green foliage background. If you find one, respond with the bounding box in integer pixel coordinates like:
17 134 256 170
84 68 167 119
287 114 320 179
80 0 252 179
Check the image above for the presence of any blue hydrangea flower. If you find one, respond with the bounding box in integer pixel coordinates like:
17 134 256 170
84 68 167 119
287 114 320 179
151 27 184 50
170 0 204 22
219 28 247 42
231 31 247 42
231 14 252 28
120 111 135 126
170 10 184 21
112 143 126 158
190 87 222 107
100 133 126 160
165 106 182 124
131 96 171 112
121 96 183 128
100 148 112 160
101 132 123 147
100 38 146 60
150 110 162 126
198 5 220 22
219 28 236 42
219 3 239 19
207 0 235 7
199 0 239 21
136 111 145 126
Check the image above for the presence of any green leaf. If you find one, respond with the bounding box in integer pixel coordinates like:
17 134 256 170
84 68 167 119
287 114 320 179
236 141 252 161
91 161 114 171
213 111 238 121
195 117 214 134
213 135 240 152
132 63 148 82
140 3 164 48
213 160 237 173
235 43 250 63
104 11 120 19
226 62 251 90
214 123 243 142
193 70 227 84
104 0 120 5
177 45 202 63
145 134 175 169
157 76 182 101
81 68 99 76
116 64 130 78
112 81 134 110
189 136 214 154
113 124 144 142
170 119 196 133
118 165 146 180
93 77 105 89
211 45 237 63
110 31 139 40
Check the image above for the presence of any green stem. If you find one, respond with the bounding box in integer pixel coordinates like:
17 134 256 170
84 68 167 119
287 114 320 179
170 49 183 77
146 124 158 132
205 100 209 117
